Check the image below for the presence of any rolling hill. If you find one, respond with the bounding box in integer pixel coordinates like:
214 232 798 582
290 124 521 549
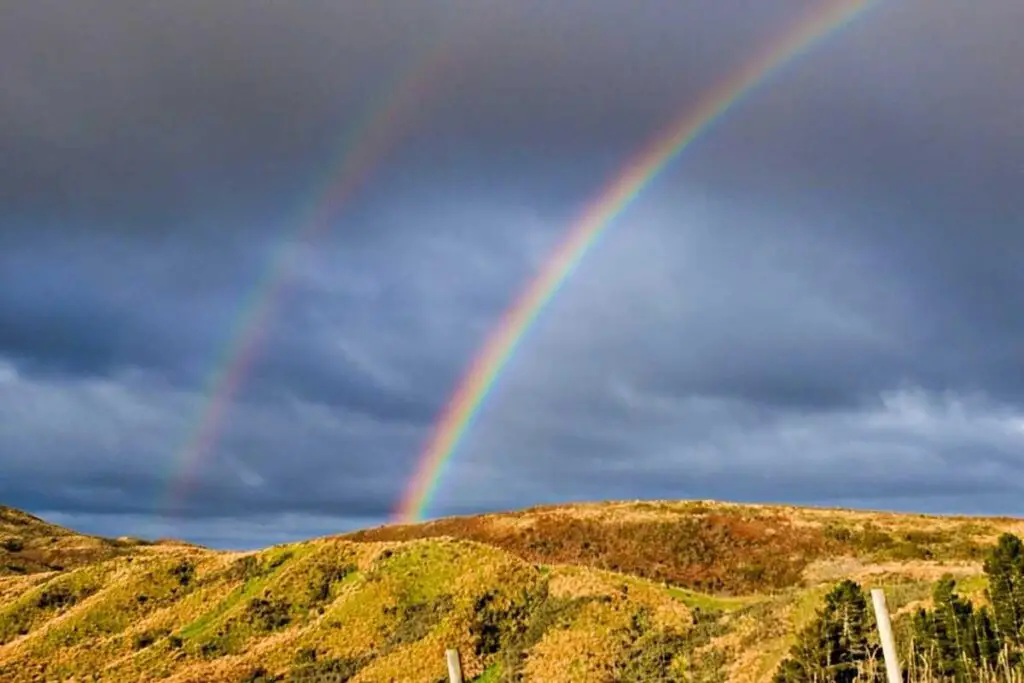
1 500 1022 682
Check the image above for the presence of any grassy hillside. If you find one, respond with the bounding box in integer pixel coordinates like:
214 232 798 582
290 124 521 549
347 500 1024 594
0 504 162 576
0 500 1022 682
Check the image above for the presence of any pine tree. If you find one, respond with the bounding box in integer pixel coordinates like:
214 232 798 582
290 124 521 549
970 606 1001 667
774 580 882 683
909 573 1005 679
984 533 1024 647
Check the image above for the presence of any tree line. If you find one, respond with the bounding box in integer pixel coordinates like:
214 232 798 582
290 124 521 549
774 533 1024 682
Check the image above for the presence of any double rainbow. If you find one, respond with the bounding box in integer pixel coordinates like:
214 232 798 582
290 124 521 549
162 31 467 513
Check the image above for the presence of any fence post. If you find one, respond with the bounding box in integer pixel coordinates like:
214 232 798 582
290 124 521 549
871 587 902 683
446 648 464 683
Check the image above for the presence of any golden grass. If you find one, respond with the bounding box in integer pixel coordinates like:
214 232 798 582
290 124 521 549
2 500 1023 682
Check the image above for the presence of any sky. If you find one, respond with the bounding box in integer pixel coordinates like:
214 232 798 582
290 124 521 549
2 0 1022 548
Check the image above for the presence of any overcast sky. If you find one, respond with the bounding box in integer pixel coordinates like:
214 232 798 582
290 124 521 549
2 0 1022 548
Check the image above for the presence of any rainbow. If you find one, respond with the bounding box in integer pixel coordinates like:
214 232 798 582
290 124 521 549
394 0 876 524
162 34 466 514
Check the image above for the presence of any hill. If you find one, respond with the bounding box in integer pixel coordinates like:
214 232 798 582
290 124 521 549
346 500 1024 594
0 500 1022 682
0 504 163 576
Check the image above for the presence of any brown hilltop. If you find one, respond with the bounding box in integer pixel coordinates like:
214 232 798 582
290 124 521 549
344 499 1024 594
0 504 151 576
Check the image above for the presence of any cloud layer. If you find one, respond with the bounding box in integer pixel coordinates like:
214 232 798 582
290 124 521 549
2 0 1022 546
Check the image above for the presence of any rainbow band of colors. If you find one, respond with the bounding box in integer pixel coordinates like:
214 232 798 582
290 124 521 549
394 0 876 525
162 36 462 514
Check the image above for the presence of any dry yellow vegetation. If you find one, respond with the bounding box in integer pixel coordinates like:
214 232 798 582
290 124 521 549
0 500 1021 682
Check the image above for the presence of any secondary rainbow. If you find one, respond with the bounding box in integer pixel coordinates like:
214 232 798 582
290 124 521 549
394 0 876 524
162 36 462 513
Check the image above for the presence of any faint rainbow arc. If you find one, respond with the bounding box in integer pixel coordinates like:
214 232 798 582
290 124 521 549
162 35 462 514
394 0 875 524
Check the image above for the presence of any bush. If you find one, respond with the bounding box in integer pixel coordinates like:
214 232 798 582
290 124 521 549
1 538 24 553
384 594 453 648
199 639 224 658
229 551 292 583
822 523 853 543
170 559 196 587
245 597 291 632
614 608 689 682
239 666 281 682
306 562 356 605
289 656 368 682
230 556 262 581
132 629 165 650
36 585 77 610
856 523 895 552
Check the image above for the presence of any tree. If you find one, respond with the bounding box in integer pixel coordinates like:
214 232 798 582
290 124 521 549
775 580 883 683
910 575 1001 680
984 533 1024 647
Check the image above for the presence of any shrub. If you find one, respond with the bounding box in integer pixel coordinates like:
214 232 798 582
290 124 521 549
199 639 224 658
823 523 853 544
245 597 292 632
132 629 165 650
239 666 281 682
230 555 262 581
306 562 356 605
289 656 369 682
384 594 454 647
36 585 76 610
170 559 196 587
857 523 895 552
1 538 24 553
614 607 689 682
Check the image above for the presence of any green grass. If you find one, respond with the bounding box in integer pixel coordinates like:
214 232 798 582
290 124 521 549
371 542 472 605
0 565 107 644
472 663 503 682
178 581 254 640
957 574 989 595
665 585 761 613
178 546 311 640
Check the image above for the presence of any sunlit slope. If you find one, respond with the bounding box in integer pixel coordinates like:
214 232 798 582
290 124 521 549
0 536 707 682
1 500 1022 682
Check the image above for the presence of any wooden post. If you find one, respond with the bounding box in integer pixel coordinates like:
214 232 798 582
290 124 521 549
871 588 902 683
446 648 464 683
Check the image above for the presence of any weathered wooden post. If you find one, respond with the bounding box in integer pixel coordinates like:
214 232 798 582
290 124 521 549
870 588 902 683
446 648 464 683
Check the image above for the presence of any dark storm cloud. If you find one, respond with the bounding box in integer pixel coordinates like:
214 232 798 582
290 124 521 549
0 228 447 421
2 0 1019 223
0 0 873 234
0 467 398 521
0 361 422 533
1 0 1022 543
0 0 484 232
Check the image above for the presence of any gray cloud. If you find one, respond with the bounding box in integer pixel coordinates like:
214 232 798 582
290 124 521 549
1 0 1022 544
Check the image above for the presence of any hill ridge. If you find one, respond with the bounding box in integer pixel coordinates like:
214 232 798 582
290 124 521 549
1 500 1022 682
